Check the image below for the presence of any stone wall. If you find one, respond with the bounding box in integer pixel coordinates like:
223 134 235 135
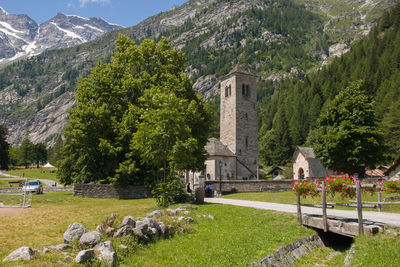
73 184 151 199
204 180 292 193
260 235 325 266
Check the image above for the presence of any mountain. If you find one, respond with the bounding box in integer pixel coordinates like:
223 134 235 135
0 0 397 147
0 7 122 63
258 3 400 166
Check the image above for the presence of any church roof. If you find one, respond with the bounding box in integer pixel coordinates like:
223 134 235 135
292 146 316 161
220 65 257 80
205 138 235 157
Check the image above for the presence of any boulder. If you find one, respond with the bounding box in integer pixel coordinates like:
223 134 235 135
94 241 114 253
43 244 70 254
146 210 164 217
178 216 194 224
74 249 94 264
105 227 117 237
79 231 102 247
63 223 86 243
113 225 133 238
120 216 136 227
166 208 178 216
158 222 166 236
3 247 35 262
95 241 116 266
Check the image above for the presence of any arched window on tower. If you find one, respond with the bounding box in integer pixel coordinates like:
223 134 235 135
225 86 228 97
228 85 231 96
246 85 250 96
242 84 245 95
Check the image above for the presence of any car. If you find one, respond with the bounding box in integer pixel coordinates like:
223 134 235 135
22 180 43 194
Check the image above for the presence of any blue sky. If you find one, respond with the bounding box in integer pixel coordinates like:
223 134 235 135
0 0 188 27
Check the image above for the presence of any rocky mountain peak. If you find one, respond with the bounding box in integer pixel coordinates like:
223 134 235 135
0 7 123 64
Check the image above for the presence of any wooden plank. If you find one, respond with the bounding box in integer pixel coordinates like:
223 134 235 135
322 180 327 232
297 193 302 225
349 200 400 205
327 202 377 208
356 179 363 235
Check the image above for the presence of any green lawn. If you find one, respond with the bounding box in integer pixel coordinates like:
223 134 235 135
222 191 400 213
2 168 58 182
293 232 400 267
0 192 314 266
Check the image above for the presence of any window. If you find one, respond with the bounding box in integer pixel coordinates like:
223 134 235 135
245 113 248 120
228 85 231 96
242 84 245 95
225 85 232 97
245 136 248 148
225 86 228 97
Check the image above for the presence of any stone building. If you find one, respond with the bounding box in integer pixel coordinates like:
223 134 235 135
384 157 400 180
292 146 328 180
185 66 259 190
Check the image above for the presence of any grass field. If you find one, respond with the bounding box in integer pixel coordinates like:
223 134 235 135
293 231 400 267
222 191 400 213
2 168 58 182
0 192 314 266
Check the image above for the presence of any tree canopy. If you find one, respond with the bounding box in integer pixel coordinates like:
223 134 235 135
310 81 384 174
0 125 9 170
58 34 210 186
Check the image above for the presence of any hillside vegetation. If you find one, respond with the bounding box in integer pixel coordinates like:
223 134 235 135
0 0 395 147
259 3 400 166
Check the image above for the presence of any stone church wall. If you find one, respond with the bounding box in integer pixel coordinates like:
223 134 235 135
204 180 292 193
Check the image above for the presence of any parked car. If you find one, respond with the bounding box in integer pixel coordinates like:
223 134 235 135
22 180 43 194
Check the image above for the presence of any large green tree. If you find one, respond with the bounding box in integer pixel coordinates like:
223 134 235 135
0 125 10 170
310 81 384 174
18 133 34 168
58 34 210 186
32 143 47 168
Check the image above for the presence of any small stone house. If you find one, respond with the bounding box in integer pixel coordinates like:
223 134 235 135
384 158 400 180
267 166 286 180
292 146 328 180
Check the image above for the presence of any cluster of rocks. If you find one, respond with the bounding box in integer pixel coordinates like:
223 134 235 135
2 205 212 265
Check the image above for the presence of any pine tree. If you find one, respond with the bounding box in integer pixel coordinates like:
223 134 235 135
0 125 9 170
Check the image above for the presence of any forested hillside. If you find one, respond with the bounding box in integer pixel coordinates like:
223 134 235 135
259 3 400 166
0 0 394 146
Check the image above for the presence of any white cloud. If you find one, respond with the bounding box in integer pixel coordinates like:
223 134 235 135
78 0 111 8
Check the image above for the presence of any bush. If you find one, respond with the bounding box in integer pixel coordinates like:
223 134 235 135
152 176 188 207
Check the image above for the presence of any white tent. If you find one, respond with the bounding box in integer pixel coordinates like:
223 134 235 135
43 162 55 168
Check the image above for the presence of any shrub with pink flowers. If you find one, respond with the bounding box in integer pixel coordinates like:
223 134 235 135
291 180 320 198
383 180 400 194
324 174 356 199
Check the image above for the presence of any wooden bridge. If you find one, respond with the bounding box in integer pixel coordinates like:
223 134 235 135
296 179 400 237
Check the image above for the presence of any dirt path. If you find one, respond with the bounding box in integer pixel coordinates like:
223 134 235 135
0 207 31 216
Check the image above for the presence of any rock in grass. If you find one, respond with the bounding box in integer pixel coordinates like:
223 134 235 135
95 241 116 266
63 223 86 243
178 216 194 224
105 227 117 237
74 249 94 264
120 216 136 227
146 210 164 217
3 247 35 262
113 225 133 238
79 231 102 247
43 244 70 253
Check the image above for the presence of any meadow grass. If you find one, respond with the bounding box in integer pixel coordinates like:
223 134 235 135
0 192 315 266
293 232 400 266
3 168 59 182
122 204 314 266
222 191 400 213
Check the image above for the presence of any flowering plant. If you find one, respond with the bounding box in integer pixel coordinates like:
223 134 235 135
291 179 320 198
325 174 356 199
383 180 400 194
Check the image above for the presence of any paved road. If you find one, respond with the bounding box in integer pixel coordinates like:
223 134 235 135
205 198 400 228
0 171 62 187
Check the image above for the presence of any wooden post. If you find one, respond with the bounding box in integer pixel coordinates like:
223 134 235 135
378 190 382 212
297 193 302 225
356 179 364 235
322 180 328 232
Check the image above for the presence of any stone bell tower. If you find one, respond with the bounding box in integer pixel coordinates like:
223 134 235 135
220 65 258 179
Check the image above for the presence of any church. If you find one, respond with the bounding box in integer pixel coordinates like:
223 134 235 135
186 65 259 190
